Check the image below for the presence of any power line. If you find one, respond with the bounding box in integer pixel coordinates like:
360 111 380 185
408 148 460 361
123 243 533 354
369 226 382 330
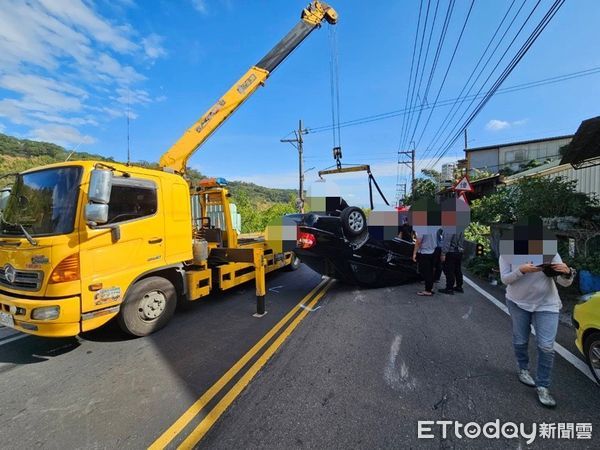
419 0 533 167
398 0 425 159
401 0 441 152
399 0 432 152
414 0 519 157
421 0 546 171
407 0 473 155
300 65 600 135
425 0 566 171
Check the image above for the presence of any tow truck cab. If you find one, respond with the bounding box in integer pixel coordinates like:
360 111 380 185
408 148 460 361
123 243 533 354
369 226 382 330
0 161 192 337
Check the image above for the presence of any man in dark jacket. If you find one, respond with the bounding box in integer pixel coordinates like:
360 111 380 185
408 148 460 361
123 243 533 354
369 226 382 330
439 231 464 294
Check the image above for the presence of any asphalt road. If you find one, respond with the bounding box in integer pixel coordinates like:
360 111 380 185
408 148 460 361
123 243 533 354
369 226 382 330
200 274 600 449
0 266 323 449
0 265 598 449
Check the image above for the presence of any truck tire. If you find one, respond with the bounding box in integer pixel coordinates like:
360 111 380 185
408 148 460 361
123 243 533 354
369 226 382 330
118 276 177 337
583 331 600 384
285 252 301 271
340 206 366 237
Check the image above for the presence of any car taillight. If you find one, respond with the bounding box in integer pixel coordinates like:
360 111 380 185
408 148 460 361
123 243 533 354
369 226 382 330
49 254 80 284
297 231 316 249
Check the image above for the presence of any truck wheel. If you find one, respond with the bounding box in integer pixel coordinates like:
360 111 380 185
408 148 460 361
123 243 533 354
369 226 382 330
285 252 301 271
341 206 366 237
118 277 177 337
584 331 600 384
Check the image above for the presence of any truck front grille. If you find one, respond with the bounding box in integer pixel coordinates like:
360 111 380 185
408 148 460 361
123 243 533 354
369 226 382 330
0 267 43 292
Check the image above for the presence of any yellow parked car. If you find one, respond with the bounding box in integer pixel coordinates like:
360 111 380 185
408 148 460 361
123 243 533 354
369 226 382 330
573 291 600 384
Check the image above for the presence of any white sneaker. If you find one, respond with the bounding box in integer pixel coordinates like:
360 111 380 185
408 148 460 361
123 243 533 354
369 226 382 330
518 369 536 387
536 387 557 408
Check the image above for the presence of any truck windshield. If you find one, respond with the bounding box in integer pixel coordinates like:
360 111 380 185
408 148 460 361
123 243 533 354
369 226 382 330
0 166 82 237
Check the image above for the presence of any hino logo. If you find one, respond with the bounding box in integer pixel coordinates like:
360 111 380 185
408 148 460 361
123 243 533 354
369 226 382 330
3 264 16 284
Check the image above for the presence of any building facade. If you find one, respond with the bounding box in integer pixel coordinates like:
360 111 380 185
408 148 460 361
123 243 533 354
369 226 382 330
441 163 457 181
465 135 573 174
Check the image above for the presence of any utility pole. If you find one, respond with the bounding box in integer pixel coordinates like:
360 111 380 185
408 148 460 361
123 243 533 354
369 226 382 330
281 120 309 212
464 128 468 151
397 141 416 198
394 183 407 205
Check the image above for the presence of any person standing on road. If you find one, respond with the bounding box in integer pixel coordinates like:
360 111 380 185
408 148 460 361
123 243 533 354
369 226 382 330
438 231 465 295
499 255 575 408
413 232 436 296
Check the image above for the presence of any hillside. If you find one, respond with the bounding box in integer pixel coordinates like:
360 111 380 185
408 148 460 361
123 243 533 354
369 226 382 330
0 133 296 210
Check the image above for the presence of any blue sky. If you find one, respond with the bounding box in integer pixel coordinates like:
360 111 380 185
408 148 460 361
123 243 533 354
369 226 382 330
0 0 599 207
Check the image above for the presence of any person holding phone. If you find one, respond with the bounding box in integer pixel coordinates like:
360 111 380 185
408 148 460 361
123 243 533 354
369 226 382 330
499 255 575 408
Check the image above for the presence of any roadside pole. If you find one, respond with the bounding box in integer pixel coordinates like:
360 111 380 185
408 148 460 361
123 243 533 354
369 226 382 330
281 120 309 213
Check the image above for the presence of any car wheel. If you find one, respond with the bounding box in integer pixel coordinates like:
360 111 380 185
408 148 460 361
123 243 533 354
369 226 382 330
584 331 600 384
341 206 366 237
285 252 301 271
118 276 177 337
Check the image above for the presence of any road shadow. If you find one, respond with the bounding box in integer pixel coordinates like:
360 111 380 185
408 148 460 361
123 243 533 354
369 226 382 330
0 336 80 368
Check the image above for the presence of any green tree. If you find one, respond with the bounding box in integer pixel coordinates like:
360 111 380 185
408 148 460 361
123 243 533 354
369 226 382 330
470 176 599 225
470 186 515 225
514 176 597 219
402 178 437 205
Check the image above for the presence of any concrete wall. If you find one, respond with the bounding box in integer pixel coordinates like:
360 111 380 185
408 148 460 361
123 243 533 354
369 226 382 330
498 137 572 172
467 148 498 172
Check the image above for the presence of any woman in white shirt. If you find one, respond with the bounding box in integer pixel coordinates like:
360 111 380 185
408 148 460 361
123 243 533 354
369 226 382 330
499 254 575 408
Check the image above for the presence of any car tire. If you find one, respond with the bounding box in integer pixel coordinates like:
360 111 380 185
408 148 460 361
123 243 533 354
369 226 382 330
117 276 177 337
583 331 600 384
340 206 366 237
285 252 301 271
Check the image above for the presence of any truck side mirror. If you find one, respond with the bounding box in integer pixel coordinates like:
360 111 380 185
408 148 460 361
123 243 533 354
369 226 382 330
88 169 112 204
0 189 11 212
86 169 112 225
84 203 109 225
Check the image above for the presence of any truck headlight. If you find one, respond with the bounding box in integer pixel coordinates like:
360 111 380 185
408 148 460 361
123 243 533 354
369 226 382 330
31 306 60 320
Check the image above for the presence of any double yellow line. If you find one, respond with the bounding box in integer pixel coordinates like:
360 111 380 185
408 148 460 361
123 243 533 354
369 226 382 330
149 277 334 450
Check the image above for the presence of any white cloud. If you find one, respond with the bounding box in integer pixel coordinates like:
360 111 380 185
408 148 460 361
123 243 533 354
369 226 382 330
485 119 510 131
30 124 96 146
191 0 208 14
115 87 152 105
485 118 528 132
142 33 167 60
0 123 5 133
0 0 167 147
37 0 138 54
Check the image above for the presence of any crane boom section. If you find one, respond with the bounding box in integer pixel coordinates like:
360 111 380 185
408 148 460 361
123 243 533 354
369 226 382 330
159 1 337 174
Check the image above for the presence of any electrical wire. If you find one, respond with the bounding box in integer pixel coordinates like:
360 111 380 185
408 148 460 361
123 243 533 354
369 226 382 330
418 0 532 166
401 0 441 152
398 0 430 153
407 0 473 154
414 0 518 156
424 0 566 172
298 65 600 136
420 0 545 172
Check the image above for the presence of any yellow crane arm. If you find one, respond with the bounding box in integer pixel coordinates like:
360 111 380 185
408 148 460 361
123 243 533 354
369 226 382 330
159 1 338 174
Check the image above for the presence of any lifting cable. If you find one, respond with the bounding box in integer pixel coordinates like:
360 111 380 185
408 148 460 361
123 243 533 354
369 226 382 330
328 25 342 168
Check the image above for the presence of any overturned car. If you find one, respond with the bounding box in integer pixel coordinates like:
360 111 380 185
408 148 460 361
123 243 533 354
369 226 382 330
287 197 419 287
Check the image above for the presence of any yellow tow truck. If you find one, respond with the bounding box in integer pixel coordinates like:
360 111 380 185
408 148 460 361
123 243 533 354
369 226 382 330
0 1 337 337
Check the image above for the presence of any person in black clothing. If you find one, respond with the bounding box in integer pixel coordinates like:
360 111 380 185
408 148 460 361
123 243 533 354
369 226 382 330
433 228 443 283
399 217 414 242
439 231 465 294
